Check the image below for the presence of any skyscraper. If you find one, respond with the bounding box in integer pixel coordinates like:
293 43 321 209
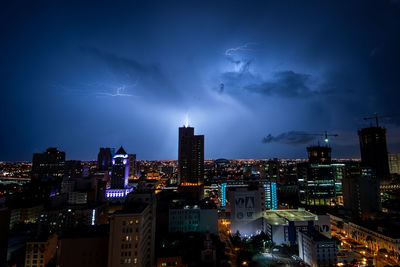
178 126 204 185
106 147 133 200
298 145 342 206
342 163 381 219
358 126 390 183
111 147 129 189
32 147 66 180
97 148 113 171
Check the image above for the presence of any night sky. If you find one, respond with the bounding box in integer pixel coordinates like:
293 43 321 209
1 0 400 161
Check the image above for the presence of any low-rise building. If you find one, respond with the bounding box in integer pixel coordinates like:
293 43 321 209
263 209 331 245
298 229 337 267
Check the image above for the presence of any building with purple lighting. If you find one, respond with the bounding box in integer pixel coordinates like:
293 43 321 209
106 147 133 201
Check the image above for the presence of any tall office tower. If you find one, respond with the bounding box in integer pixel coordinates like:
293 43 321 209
388 153 400 175
128 154 137 180
342 163 381 220
106 147 133 200
108 203 153 267
178 126 204 185
298 145 339 206
307 145 331 164
358 126 390 183
98 148 113 170
32 147 66 180
111 147 129 189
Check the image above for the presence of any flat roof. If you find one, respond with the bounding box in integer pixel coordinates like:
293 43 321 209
264 209 318 225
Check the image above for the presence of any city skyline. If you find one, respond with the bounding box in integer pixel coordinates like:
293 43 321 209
2 1 400 161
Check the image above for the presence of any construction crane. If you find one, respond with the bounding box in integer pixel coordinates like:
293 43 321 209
363 112 400 127
295 131 339 146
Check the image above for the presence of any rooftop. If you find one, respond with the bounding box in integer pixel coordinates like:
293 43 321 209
264 209 318 225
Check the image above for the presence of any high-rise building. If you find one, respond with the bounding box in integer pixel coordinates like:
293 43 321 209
388 153 400 175
111 147 129 189
32 147 66 180
297 145 342 206
128 154 138 180
107 203 154 267
297 143 347 206
98 148 113 171
307 145 331 164
342 163 381 219
178 126 204 185
106 147 133 201
358 126 390 183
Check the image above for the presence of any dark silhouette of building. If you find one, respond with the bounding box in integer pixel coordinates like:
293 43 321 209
64 160 83 178
0 207 10 267
178 126 204 185
56 226 109 267
97 148 113 170
307 145 331 164
32 148 65 180
358 126 390 183
342 163 381 220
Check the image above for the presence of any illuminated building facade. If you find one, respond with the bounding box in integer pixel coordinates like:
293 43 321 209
264 182 278 210
106 147 133 200
227 185 265 236
168 204 218 234
263 209 331 245
108 203 154 267
388 153 400 175
298 229 337 267
220 180 277 212
25 234 58 267
358 126 390 183
298 145 344 206
178 126 204 185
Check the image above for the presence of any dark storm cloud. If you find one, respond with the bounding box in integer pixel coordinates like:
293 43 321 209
2 0 400 160
245 71 331 98
80 46 178 100
262 131 317 145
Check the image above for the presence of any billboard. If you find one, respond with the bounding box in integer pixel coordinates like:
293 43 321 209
235 193 255 221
